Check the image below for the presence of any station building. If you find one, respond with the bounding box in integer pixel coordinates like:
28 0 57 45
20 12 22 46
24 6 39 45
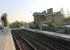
33 8 64 30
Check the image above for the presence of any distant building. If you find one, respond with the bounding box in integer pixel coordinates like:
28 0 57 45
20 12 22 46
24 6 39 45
33 8 64 29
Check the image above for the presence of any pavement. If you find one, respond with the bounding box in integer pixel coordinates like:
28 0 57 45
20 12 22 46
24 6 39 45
0 27 16 50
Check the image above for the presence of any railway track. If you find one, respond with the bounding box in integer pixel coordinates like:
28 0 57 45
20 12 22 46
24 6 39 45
11 29 70 50
11 30 34 50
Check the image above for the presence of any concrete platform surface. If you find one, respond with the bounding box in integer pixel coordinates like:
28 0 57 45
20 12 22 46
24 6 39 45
0 27 16 50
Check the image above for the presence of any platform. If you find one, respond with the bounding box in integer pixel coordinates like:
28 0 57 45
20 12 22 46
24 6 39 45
23 28 70 39
0 27 16 50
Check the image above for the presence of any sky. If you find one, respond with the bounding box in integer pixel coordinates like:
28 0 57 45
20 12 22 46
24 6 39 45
0 0 70 23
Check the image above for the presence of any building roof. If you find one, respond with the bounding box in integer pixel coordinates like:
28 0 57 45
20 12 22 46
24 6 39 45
33 11 47 16
33 8 63 17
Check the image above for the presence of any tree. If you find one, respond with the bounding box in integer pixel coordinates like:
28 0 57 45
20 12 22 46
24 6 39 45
9 21 24 28
47 24 54 31
1 13 8 27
